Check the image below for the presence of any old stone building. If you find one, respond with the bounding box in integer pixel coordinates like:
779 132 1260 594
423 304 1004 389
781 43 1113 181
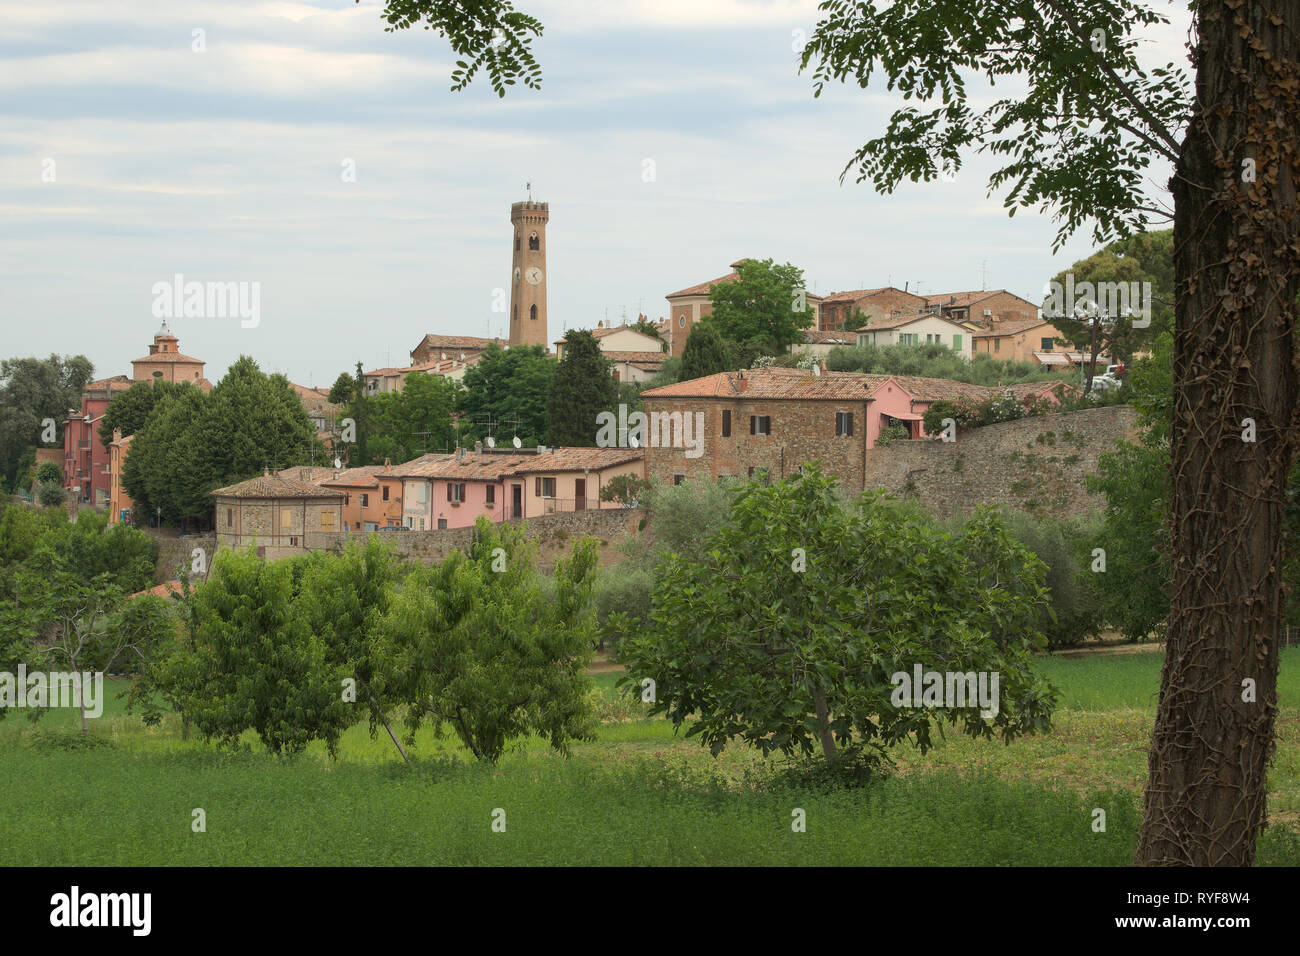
509 198 549 349
924 289 1039 327
212 472 345 560
640 366 1051 491
818 287 927 331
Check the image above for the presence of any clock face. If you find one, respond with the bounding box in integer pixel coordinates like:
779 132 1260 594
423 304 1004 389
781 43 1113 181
525 266 543 286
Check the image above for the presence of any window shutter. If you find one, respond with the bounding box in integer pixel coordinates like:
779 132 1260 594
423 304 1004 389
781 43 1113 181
535 477 541 496
847 412 854 436
749 416 756 435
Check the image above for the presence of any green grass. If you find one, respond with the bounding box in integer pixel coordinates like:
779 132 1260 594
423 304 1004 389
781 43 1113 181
1 648 1297 865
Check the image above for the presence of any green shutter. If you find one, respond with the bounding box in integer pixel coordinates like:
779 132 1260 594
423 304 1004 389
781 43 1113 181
953 334 962 350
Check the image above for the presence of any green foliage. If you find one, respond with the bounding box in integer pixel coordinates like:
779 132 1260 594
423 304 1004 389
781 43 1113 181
632 318 667 350
35 461 61 485
36 482 66 508
643 356 682 390
594 563 655 655
0 354 94 492
995 511 1107 648
800 1 1189 250
377 518 599 762
547 330 615 447
122 357 324 528
873 422 911 446
619 465 1058 770
707 258 814 355
327 372 355 406
826 341 1071 387
98 381 185 453
598 473 648 506
679 324 730 381
458 343 556 446
150 548 354 756
368 0 544 98
361 370 460 463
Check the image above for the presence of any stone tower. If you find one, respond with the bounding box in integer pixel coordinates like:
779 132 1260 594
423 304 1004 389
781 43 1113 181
509 199 549 348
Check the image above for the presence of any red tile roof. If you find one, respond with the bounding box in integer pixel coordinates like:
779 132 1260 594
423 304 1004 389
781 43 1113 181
971 318 1050 337
130 351 205 365
213 473 346 499
513 447 644 474
854 312 968 332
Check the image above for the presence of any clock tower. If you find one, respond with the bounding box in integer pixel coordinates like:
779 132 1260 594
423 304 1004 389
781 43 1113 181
509 197 549 348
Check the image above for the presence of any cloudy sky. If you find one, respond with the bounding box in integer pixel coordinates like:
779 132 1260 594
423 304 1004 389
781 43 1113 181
1 0 1191 388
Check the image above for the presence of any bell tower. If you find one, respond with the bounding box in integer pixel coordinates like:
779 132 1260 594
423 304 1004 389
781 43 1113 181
509 195 549 348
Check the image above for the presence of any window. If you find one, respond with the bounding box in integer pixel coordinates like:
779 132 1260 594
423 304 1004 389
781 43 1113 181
530 304 537 321
529 232 539 251
994 338 1001 352
321 511 335 530
226 507 232 527
534 477 556 497
899 333 918 346
835 412 854 437
382 485 390 501
926 333 940 343
280 507 293 528
437 518 448 530
485 485 495 505
952 334 962 350
515 234 520 251
679 315 686 328
749 415 771 436
289 536 298 547
448 483 466 503
1040 337 1054 351
722 410 731 437
673 474 685 486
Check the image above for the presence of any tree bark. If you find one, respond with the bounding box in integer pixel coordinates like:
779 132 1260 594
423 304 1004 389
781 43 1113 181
811 686 838 765
1137 0 1300 865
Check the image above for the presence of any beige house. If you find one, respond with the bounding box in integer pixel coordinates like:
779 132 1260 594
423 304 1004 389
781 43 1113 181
554 320 668 383
212 472 345 560
789 329 857 359
855 313 973 359
972 317 1070 363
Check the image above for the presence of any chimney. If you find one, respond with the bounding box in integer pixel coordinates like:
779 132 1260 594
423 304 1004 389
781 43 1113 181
474 441 483 454
456 447 466 460
112 428 122 443
819 360 827 374
383 457 391 473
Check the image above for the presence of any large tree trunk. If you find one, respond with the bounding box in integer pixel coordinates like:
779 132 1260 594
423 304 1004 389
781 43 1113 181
1137 1 1300 865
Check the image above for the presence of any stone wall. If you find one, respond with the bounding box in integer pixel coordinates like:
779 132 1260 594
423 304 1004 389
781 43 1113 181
152 532 217 580
861 405 1140 518
312 506 644 568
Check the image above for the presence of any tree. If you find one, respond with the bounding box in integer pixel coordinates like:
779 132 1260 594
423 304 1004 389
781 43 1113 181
632 317 667 351
458 343 556 447
364 371 459 463
327 372 355 406
98 380 184 453
598 473 649 506
376 517 599 762
707 258 815 355
618 466 1057 769
0 354 94 492
364 0 543 98
801 0 1298 867
36 482 66 508
679 323 730 381
35 461 61 486
547 330 615 447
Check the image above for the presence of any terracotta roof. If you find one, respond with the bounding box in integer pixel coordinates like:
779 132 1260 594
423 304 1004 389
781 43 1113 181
971 318 1050 337
802 330 855 344
275 465 339 484
855 312 968 332
665 269 742 299
604 350 668 363
887 376 999 403
643 367 890 401
391 452 535 482
84 375 132 392
514 447 644 473
129 580 182 601
213 473 345 499
925 289 1037 310
291 383 341 414
555 324 665 346
319 466 388 489
411 333 504 354
130 351 204 365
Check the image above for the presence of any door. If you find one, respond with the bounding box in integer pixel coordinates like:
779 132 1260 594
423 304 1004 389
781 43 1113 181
574 478 586 511
511 484 522 519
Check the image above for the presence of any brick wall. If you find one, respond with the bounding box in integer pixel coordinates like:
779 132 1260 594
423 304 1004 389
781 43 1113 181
860 405 1140 517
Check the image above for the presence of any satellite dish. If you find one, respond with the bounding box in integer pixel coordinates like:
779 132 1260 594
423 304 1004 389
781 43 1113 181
333 456 342 469
486 435 495 449
512 436 522 449
811 364 821 376
629 434 639 449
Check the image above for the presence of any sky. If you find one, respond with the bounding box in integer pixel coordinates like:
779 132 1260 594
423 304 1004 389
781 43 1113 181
1 0 1192 389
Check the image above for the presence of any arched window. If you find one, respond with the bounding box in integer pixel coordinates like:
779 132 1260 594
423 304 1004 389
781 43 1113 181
530 304 538 321
528 232 539 251
679 315 686 328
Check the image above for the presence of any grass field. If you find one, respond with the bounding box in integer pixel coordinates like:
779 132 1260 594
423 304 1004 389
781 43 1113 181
2 647 1297 865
